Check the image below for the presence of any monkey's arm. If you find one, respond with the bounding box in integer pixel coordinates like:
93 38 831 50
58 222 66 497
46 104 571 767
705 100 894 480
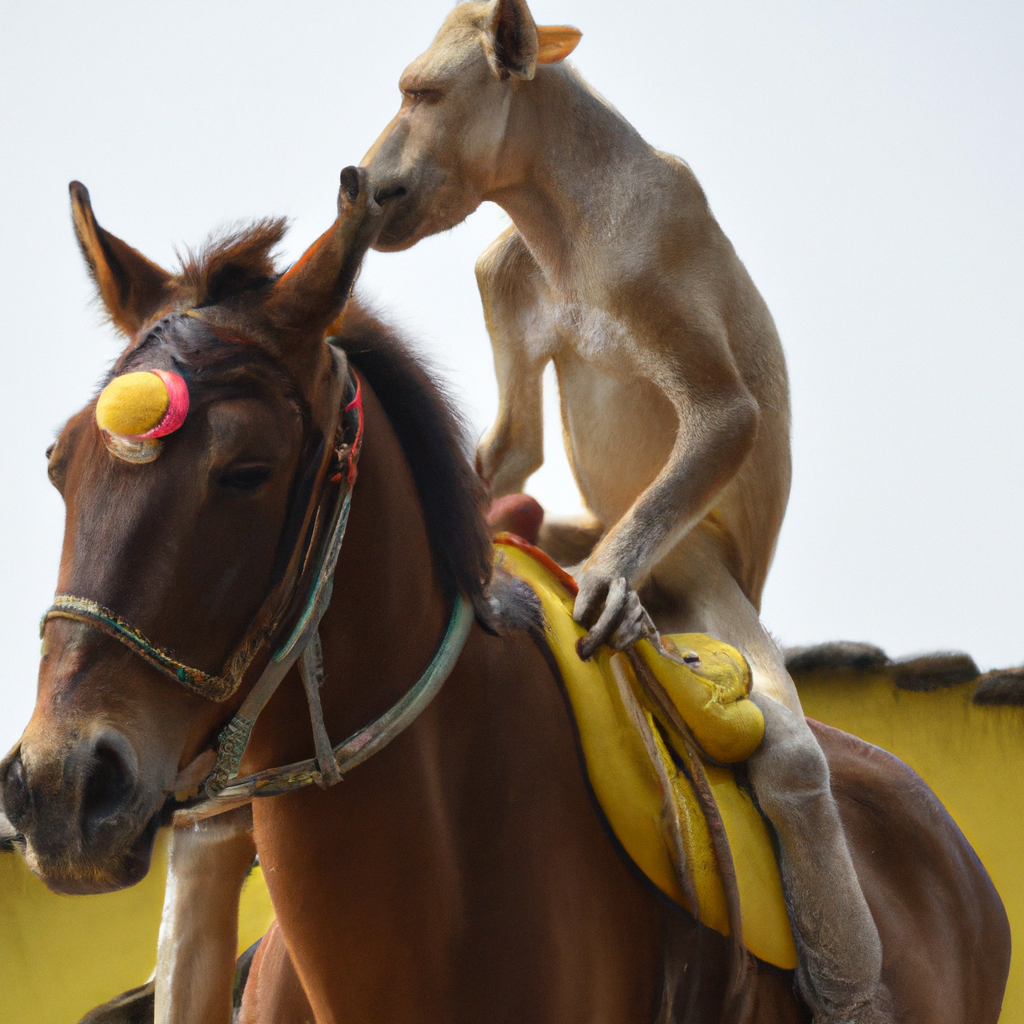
574 324 758 657
474 227 556 497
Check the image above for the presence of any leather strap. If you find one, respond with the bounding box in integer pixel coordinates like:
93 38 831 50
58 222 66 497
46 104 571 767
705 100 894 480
173 592 474 824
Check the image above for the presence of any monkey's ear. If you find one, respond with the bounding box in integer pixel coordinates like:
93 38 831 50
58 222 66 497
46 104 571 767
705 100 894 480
536 25 581 64
69 182 174 336
483 0 539 82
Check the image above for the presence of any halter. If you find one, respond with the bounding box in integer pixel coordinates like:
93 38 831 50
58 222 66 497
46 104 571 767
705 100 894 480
41 341 474 822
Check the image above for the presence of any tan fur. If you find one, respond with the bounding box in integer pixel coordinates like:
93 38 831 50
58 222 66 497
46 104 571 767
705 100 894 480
362 3 890 1019
363 0 789 664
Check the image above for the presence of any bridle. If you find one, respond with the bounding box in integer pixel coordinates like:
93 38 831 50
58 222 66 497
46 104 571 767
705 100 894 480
41 339 474 824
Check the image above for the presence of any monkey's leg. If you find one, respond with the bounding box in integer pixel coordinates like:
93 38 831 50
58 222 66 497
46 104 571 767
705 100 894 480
748 695 891 1024
650 546 891 1023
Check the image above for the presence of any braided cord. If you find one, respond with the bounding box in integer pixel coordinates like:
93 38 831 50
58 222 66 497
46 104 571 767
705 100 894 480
41 596 237 703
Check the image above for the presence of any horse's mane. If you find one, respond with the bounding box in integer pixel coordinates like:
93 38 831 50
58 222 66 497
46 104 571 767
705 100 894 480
176 218 288 307
332 301 493 620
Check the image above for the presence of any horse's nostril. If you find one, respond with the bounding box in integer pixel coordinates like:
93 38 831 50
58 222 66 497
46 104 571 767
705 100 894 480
82 739 135 833
1 753 32 830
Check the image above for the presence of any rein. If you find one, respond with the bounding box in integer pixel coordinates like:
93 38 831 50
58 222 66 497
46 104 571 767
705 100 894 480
41 342 474 823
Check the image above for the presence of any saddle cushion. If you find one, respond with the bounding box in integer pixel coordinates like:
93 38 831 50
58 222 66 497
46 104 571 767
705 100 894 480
495 536 797 970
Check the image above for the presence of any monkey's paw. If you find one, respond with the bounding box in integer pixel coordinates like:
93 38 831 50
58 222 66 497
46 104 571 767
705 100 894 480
573 572 658 661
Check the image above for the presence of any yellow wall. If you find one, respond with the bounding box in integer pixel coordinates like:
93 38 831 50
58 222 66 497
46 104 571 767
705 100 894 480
0 832 274 1024
796 673 1022 1023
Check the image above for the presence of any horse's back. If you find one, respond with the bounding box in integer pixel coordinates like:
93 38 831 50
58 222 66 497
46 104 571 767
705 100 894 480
813 719 1010 1023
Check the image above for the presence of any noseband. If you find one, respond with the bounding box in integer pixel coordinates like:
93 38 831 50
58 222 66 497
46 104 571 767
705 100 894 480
41 339 474 821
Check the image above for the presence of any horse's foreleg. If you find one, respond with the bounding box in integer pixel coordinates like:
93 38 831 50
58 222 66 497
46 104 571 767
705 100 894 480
155 805 256 1024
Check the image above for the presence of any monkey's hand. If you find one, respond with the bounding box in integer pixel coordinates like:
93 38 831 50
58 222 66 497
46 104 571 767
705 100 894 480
574 570 659 661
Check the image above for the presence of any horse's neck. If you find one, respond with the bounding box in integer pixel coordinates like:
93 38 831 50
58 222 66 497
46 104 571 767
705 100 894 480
243 375 469 1016
244 375 446 776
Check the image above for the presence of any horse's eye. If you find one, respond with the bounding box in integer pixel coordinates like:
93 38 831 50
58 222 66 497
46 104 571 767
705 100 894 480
220 465 273 492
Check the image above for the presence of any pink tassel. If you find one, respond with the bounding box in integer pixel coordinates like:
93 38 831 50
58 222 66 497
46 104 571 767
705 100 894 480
134 370 189 440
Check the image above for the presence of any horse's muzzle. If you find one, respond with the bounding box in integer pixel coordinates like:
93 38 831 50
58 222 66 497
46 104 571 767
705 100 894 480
0 729 160 894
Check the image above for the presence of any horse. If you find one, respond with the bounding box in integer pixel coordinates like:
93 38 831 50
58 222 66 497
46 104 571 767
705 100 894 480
0 171 1009 1024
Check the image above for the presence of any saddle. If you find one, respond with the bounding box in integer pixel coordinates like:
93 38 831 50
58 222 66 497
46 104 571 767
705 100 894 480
495 536 797 970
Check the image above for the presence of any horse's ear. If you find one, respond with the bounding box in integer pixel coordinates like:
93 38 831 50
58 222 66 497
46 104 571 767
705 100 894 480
69 182 174 336
483 0 539 82
536 25 581 65
264 167 382 345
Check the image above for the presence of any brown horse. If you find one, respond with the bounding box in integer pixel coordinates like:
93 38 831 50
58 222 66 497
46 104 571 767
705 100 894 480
1 173 1009 1024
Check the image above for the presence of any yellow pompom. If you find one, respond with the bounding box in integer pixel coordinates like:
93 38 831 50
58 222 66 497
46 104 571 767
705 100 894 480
96 372 169 437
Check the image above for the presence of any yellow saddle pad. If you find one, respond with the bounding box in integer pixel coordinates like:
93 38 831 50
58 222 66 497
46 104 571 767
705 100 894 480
496 537 797 971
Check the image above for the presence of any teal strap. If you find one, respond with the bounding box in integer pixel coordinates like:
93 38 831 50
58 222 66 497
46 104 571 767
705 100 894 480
204 485 357 792
174 592 475 820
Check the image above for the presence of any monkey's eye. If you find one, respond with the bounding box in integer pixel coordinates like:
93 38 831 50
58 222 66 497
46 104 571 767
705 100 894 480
404 89 442 102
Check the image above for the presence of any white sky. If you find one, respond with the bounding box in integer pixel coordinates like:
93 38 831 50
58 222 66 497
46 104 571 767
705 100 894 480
0 0 1021 754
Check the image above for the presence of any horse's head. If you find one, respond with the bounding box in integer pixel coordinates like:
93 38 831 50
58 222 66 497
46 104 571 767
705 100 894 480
362 0 580 250
0 170 381 894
